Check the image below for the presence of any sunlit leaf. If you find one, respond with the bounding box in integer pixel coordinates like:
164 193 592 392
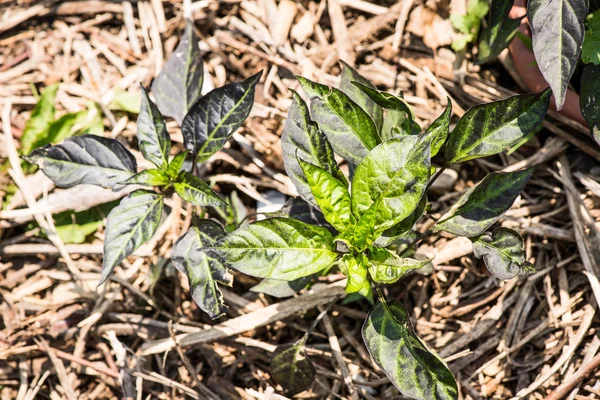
21 83 59 154
119 169 170 187
137 86 171 167
425 101 452 157
173 170 225 206
339 61 383 132
368 247 430 284
342 253 368 293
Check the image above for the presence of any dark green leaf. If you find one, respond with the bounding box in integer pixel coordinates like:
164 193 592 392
281 91 347 207
342 253 368 293
445 90 551 164
368 247 430 284
435 168 534 237
297 76 380 168
167 151 189 179
250 276 313 298
137 86 171 167
101 190 163 283
172 219 232 319
298 157 355 232
119 169 170 187
173 170 225 206
375 196 427 247
271 342 316 395
23 135 137 189
207 218 338 280
182 72 261 162
362 301 458 400
582 9 600 64
425 101 452 157
351 82 413 118
21 83 59 154
528 0 588 109
580 64 600 143
151 21 203 125
473 227 535 280
339 61 383 132
477 0 522 63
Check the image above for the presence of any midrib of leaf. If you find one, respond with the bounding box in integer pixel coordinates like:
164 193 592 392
111 196 161 262
41 158 130 174
324 91 379 149
479 241 519 262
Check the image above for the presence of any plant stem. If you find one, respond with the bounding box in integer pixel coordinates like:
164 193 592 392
426 164 448 191
300 294 342 345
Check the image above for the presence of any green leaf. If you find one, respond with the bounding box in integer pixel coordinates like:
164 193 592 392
109 89 141 114
49 203 117 244
362 301 458 400
21 83 59 154
477 0 522 63
339 61 383 132
172 219 232 319
351 82 414 119
271 342 316 395
580 64 600 143
297 76 380 169
528 0 588 109
23 135 137 189
250 276 313 298
445 90 551 164
472 227 535 280
119 169 170 187
207 218 338 280
342 253 368 293
298 157 355 232
151 20 204 125
435 168 534 237
368 247 430 284
173 171 225 206
137 86 171 167
182 72 262 162
351 135 431 247
425 101 452 157
101 190 163 283
281 90 347 207
375 196 427 248
167 151 189 179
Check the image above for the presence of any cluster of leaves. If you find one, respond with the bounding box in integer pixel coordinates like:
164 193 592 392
450 0 489 51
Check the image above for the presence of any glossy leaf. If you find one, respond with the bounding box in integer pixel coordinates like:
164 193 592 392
368 247 430 284
271 342 316 395
23 135 137 189
473 227 535 280
281 91 346 207
137 86 171 167
207 218 338 280
167 151 189 179
298 157 355 232
342 253 368 294
173 170 225 206
339 61 383 132
250 276 313 298
362 301 458 400
435 168 534 237
151 21 203 125
101 190 163 283
21 83 59 154
580 64 600 143
445 90 551 164
119 169 170 187
425 101 452 157
297 76 380 168
477 0 521 63
172 219 232 319
182 72 261 162
351 82 413 118
375 196 427 248
528 0 588 109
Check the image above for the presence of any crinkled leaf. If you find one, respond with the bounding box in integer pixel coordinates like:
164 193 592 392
119 169 170 187
182 72 261 162
23 135 137 189
172 219 232 319
375 196 427 247
425 101 452 157
251 276 313 298
137 86 171 167
362 301 458 400
528 0 588 109
151 21 203 125
21 83 59 154
173 170 225 206
342 253 368 294
271 342 316 395
207 218 338 280
435 168 534 237
580 64 600 144
101 190 163 283
582 9 600 64
477 0 522 63
281 91 347 207
297 76 380 169
339 61 383 132
298 157 355 232
445 90 551 164
368 247 430 284
472 227 535 280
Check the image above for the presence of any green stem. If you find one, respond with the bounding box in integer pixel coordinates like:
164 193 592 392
426 165 448 191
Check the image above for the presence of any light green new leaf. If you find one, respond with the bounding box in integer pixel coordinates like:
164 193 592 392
342 254 368 294
368 247 430 284
375 196 427 248
425 101 452 157
281 90 347 207
119 169 170 187
362 301 458 400
339 61 383 132
473 227 535 280
271 342 316 395
297 76 380 168
167 151 189 179
21 83 59 154
101 190 163 283
172 219 232 319
298 157 355 232
109 89 141 114
445 90 551 164
174 171 225 206
207 218 338 280
580 64 600 144
137 86 171 167
435 168 534 237
477 0 522 63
